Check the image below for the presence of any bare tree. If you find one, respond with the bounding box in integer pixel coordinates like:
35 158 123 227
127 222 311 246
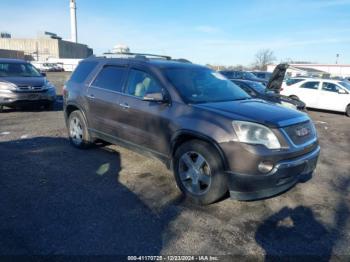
254 49 276 70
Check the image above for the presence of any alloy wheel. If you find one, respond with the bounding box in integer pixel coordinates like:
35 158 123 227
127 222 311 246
178 151 212 195
69 116 83 145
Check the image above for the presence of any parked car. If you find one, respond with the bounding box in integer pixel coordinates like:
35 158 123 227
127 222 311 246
232 79 306 111
31 62 64 72
63 54 320 205
0 58 56 110
281 78 350 116
218 70 268 85
250 71 272 81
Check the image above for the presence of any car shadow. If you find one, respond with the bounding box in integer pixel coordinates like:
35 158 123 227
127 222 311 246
0 137 180 255
255 178 350 261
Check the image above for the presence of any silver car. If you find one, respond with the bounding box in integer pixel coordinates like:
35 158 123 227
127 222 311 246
0 59 56 110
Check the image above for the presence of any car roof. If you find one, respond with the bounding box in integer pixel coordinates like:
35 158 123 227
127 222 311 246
85 56 206 70
299 78 342 83
0 58 28 63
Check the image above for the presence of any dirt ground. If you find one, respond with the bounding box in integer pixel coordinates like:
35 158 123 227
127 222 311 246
0 72 349 259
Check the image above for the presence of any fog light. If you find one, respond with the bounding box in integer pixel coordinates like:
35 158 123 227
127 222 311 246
258 161 274 173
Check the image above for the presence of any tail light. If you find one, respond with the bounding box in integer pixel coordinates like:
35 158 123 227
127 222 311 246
63 85 68 98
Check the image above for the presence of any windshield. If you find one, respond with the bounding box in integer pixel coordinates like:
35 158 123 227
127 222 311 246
243 72 258 79
0 62 42 77
339 81 350 91
165 68 250 103
246 81 266 94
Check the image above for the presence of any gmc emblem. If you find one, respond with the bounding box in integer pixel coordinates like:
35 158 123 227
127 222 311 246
295 127 310 137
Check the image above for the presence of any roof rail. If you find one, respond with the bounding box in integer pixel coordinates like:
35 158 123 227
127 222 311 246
102 52 171 60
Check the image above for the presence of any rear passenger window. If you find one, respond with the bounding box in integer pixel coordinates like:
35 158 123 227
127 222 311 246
300 81 319 89
286 78 304 86
125 69 162 98
92 66 127 92
70 61 98 83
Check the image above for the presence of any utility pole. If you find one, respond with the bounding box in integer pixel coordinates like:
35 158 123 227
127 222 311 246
336 54 339 64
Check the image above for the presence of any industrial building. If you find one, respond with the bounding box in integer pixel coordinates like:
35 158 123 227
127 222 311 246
0 0 92 62
0 32 93 60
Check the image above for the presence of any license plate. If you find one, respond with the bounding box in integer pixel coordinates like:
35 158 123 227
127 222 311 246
27 94 39 100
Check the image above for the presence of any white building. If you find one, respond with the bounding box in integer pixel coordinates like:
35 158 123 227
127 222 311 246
267 64 350 78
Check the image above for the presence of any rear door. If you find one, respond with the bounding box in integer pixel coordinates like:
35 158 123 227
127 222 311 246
318 81 348 112
86 64 128 136
295 81 320 108
117 66 172 155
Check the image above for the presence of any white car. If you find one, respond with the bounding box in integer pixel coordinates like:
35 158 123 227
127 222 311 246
281 79 350 116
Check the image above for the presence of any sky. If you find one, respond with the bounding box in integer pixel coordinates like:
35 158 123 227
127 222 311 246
1 0 350 65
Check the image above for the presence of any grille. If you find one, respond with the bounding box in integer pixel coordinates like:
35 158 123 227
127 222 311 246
16 85 46 92
283 121 316 146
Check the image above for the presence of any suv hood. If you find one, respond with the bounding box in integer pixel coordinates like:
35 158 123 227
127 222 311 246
194 99 308 128
0 76 45 87
266 63 289 91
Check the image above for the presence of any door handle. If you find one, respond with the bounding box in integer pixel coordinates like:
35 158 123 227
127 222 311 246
87 94 95 99
119 103 130 109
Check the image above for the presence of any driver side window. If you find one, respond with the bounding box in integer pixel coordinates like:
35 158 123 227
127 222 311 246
125 69 162 98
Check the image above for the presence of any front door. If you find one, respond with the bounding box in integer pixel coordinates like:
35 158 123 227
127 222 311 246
117 67 172 155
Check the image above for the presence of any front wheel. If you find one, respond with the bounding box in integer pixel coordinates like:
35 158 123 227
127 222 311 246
346 105 350 117
173 140 228 205
68 110 92 149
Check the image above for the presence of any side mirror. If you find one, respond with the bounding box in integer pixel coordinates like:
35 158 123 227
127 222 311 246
143 92 167 102
41 72 47 77
338 89 347 94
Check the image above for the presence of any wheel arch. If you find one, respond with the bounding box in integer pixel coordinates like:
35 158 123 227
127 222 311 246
170 130 229 171
65 103 89 125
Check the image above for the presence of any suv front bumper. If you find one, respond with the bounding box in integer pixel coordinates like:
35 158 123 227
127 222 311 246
226 145 320 200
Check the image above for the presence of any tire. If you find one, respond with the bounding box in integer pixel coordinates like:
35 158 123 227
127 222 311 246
289 95 300 101
173 140 228 205
44 101 55 111
67 110 92 149
346 105 350 117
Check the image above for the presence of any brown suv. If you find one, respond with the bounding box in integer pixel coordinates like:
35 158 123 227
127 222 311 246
63 53 320 205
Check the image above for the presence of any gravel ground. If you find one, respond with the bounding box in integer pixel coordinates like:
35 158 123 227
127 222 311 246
0 72 349 259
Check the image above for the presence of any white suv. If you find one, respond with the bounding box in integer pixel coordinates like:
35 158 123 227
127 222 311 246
281 79 350 116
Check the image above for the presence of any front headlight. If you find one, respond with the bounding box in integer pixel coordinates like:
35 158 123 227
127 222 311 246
232 121 281 149
44 81 55 89
0 81 17 91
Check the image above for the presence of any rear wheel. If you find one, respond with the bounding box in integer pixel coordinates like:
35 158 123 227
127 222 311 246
68 110 92 148
346 105 350 117
173 140 227 205
289 95 300 101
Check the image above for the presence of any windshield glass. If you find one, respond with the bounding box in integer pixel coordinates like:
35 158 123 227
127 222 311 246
0 62 42 77
247 81 266 94
165 68 250 103
243 72 258 79
339 81 350 91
